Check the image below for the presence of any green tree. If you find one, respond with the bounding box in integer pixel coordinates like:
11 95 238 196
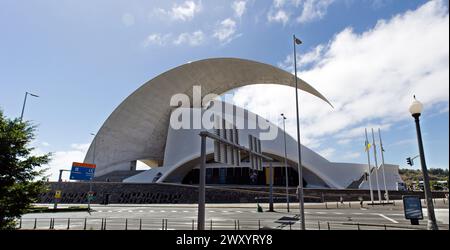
0 110 50 229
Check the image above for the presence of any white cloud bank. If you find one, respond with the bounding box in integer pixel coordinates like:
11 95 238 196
36 143 90 181
268 0 334 24
234 0 449 149
156 1 202 21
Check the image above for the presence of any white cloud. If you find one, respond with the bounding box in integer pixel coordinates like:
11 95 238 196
174 31 205 46
317 147 336 158
36 143 90 181
297 0 334 23
233 0 449 149
143 33 172 47
268 9 290 25
232 1 247 18
156 1 202 21
268 0 333 25
122 13 135 27
213 18 240 44
341 152 361 160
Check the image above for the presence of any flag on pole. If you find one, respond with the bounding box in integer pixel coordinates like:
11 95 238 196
294 37 302 45
365 141 372 152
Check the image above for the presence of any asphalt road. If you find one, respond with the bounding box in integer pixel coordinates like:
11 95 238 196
19 201 449 230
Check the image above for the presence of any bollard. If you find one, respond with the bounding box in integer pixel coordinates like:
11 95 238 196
357 223 360 230
162 219 165 230
19 218 22 229
327 222 330 230
234 220 237 230
33 218 37 230
67 218 70 230
103 218 107 230
238 220 240 230
325 202 328 209
258 220 261 230
125 218 128 230
140 219 142 231
318 221 321 230
49 218 52 230
349 202 351 208
384 225 387 230
289 223 292 230
210 219 213 231
336 202 339 209
84 218 87 230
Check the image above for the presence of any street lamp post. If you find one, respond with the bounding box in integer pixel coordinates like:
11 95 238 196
281 113 290 213
293 34 306 230
88 133 97 211
20 92 39 121
409 96 439 230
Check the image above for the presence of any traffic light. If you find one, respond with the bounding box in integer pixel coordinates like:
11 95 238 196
406 157 413 166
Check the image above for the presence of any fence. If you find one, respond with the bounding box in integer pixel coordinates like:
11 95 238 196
16 217 422 231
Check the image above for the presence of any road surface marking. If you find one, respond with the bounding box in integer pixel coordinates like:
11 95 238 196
138 210 144 213
160 210 166 213
183 211 189 213
128 210 133 213
209 211 215 213
108 210 113 213
316 212 327 214
171 210 177 213
377 213 399 224
334 212 344 215
352 213 364 215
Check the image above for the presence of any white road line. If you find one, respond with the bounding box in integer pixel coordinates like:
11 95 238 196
108 210 113 213
209 211 215 213
171 211 177 213
128 210 133 213
149 210 154 213
183 211 189 213
377 213 399 224
160 210 166 213
98 211 103 213
352 213 364 215
334 212 344 215
138 210 144 213
316 212 327 215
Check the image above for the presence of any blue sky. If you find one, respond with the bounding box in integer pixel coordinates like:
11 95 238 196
0 0 448 180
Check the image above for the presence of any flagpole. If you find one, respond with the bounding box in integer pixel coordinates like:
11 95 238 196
371 128 382 203
378 128 389 202
365 128 374 204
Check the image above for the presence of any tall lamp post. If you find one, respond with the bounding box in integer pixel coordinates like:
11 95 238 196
281 113 290 213
20 92 39 121
88 133 97 211
409 96 438 230
293 34 306 230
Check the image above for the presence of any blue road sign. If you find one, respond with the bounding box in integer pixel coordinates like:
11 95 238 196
70 162 96 181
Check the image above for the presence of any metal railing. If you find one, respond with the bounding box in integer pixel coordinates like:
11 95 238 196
15 217 425 231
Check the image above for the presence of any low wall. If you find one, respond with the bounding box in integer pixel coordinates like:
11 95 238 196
39 182 448 204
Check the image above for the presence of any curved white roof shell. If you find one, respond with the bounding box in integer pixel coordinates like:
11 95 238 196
84 58 332 176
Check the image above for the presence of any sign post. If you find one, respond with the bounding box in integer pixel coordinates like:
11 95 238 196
70 162 96 210
403 195 423 225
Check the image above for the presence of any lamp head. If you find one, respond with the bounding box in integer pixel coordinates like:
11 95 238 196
409 95 423 116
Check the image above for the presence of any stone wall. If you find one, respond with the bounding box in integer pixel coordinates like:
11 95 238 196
39 182 448 204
